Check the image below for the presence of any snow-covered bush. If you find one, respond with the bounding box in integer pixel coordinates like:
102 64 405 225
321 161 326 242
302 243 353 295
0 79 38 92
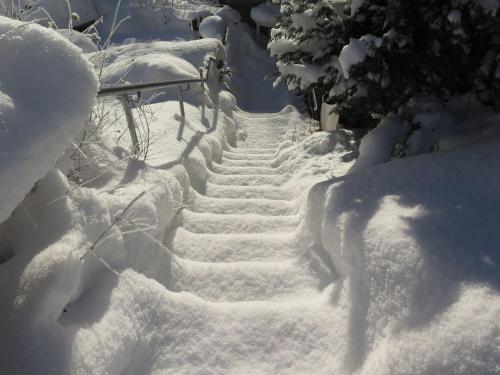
0 16 98 224
271 0 500 129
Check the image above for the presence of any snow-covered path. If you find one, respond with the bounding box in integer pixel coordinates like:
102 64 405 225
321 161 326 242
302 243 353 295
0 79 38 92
162 110 342 372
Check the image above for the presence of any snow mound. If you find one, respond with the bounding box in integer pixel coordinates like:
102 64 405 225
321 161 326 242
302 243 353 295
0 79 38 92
199 15 227 41
94 1 194 44
0 17 98 224
251 1 281 27
3 0 99 28
55 29 98 53
276 130 357 188
308 139 500 373
352 114 409 171
215 5 241 24
98 52 199 86
93 38 226 86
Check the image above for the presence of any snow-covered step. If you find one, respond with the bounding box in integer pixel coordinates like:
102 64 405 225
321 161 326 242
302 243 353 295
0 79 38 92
137 286 345 374
182 210 300 234
205 182 293 200
171 228 301 262
219 158 273 167
208 172 287 186
223 151 275 160
226 146 277 154
211 163 278 176
174 258 325 302
188 194 297 216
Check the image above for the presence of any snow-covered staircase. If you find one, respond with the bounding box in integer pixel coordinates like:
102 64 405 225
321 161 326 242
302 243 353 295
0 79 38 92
165 112 341 372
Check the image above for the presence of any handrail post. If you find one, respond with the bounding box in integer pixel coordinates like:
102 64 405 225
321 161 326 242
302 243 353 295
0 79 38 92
119 94 140 155
177 86 185 118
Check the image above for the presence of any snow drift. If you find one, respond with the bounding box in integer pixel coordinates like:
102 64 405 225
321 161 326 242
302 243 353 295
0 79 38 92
0 16 98 224
307 137 500 374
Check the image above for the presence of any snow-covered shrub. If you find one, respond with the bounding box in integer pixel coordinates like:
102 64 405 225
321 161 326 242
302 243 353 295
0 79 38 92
0 16 98 224
271 0 500 129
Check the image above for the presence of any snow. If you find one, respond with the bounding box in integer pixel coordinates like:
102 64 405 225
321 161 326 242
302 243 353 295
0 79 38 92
94 1 195 44
56 29 98 53
276 61 324 90
1 3 500 374
447 9 462 24
338 38 367 79
251 1 281 27
478 0 500 14
0 16 98 224
226 23 298 112
199 15 227 41
308 138 500 373
91 38 226 101
214 5 241 24
7 0 99 28
290 9 316 31
350 0 365 16
93 38 225 76
351 114 409 171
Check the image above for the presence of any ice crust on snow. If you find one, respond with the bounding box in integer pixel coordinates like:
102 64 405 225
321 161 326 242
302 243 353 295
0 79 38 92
0 17 98 224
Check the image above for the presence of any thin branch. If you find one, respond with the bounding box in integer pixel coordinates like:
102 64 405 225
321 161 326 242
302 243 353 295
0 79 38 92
81 191 147 260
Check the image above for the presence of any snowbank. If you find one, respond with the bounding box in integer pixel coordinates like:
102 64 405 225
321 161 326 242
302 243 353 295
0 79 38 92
93 38 225 85
0 87 235 375
93 0 194 44
251 1 281 27
2 0 99 28
199 15 226 41
307 138 500 373
215 5 241 24
56 29 98 53
352 94 500 171
0 17 98 224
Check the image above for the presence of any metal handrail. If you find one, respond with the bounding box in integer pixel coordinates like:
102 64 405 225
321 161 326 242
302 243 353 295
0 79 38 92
97 77 206 98
97 57 217 98
96 57 219 155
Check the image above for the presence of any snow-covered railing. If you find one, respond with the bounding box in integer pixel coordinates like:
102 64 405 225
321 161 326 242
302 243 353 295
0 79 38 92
96 56 219 154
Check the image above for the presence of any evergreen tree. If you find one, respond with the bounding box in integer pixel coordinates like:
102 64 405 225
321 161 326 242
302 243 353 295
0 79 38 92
270 0 500 129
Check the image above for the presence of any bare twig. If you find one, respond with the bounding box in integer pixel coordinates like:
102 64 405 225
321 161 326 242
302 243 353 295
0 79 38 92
81 191 147 260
